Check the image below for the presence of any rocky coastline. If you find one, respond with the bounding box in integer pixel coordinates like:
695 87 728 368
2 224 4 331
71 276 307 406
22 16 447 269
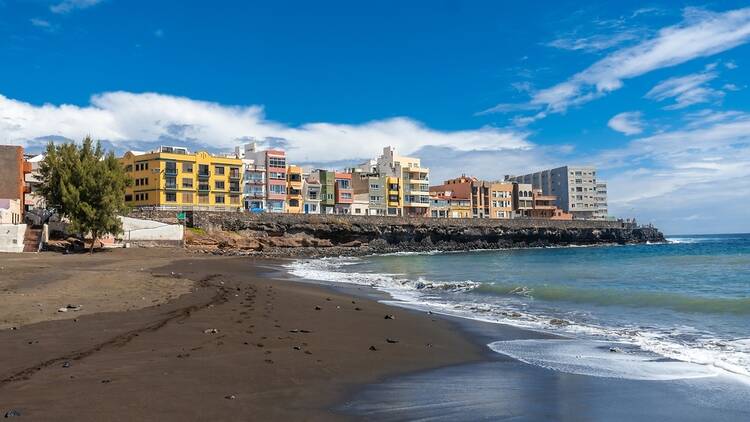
127 211 666 258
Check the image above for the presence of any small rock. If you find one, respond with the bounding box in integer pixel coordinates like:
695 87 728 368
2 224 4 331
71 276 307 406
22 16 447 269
224 395 236 400
57 307 68 313
314 306 322 311
4 410 21 418
256 343 264 348
325 298 331 301
203 328 219 334
62 361 70 368
549 319 570 326
293 346 301 350
355 307 362 311
289 329 300 333
386 338 399 344
300 329 312 333
304 350 312 355
369 345 378 351
384 315 395 320
609 347 621 353
101 379 111 383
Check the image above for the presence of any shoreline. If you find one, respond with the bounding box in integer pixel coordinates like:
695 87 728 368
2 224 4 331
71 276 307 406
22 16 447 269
0 249 484 420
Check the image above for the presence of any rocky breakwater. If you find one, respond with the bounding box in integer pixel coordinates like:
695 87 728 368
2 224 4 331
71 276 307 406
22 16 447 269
151 212 667 258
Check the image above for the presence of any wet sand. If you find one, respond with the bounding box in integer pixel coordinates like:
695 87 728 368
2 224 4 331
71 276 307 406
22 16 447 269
0 249 482 420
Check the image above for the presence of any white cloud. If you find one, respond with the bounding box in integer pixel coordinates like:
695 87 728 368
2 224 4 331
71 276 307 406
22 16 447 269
546 31 641 53
486 7 750 117
608 111 644 135
601 112 750 233
645 71 723 109
0 91 532 165
30 18 52 28
50 0 103 14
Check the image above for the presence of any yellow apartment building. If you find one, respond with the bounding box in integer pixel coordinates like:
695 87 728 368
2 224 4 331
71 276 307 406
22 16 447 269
385 176 403 216
286 165 304 213
120 146 244 210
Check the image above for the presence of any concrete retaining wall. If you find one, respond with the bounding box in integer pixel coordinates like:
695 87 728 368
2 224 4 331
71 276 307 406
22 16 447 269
120 216 184 247
0 224 26 253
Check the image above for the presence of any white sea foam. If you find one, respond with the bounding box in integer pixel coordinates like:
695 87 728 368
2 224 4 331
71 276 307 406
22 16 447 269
285 257 750 382
488 339 720 380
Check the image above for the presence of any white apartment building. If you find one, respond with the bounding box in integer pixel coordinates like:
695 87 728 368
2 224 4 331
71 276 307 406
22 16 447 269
506 166 608 220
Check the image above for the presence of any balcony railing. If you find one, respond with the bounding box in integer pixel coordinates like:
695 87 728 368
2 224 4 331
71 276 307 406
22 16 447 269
198 171 211 178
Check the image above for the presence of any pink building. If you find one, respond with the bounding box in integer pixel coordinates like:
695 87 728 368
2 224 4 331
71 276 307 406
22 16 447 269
239 143 287 213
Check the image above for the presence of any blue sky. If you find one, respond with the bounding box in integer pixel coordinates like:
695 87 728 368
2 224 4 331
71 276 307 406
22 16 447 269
2 0 750 234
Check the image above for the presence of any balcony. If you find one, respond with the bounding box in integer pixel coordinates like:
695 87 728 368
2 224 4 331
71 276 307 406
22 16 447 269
229 172 241 180
165 184 178 190
198 171 211 179
198 185 210 192
165 168 178 176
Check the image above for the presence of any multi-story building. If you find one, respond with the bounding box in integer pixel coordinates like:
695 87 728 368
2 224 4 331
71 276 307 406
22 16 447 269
489 182 514 219
0 145 31 218
334 172 353 214
428 184 471 218
317 170 336 214
235 144 266 212
351 170 387 216
286 165 303 214
511 183 534 218
431 175 492 218
239 143 286 213
529 189 572 220
375 146 429 217
302 173 321 214
385 176 403 216
506 166 607 220
121 146 243 210
594 182 609 220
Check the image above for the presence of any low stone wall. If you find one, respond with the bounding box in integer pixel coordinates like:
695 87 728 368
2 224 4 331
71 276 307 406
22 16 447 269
0 224 26 253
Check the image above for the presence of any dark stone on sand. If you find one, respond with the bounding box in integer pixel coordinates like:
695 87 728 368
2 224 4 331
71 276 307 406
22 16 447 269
101 379 111 383
293 346 301 350
384 315 395 320
62 361 70 368
256 343 264 348
289 329 299 333
609 347 622 353
304 350 312 355
264 359 274 364
369 346 378 351
314 306 322 310
386 338 399 344
300 329 312 333
4 410 21 418
355 307 362 311
225 395 236 400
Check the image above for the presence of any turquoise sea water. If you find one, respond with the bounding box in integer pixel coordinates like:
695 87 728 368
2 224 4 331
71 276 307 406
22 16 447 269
288 234 750 380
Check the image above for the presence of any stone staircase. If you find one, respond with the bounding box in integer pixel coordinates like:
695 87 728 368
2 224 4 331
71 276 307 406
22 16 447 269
23 227 42 253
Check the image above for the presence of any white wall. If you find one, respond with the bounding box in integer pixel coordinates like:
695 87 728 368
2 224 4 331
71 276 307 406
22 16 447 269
116 216 183 246
0 224 26 253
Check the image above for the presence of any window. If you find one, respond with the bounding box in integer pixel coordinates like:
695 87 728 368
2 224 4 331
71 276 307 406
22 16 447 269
124 164 133 172
182 192 194 203
215 194 225 204
182 162 193 173
215 181 225 190
165 161 177 175
229 167 240 178
269 172 286 180
230 195 240 205
198 164 210 176
215 166 225 175
165 177 177 189
340 192 352 200
229 181 240 192
269 157 286 168
337 180 350 189
124 194 132 201
370 184 380 189
182 178 193 188
198 193 209 204
270 184 286 194
198 181 210 191
166 192 177 202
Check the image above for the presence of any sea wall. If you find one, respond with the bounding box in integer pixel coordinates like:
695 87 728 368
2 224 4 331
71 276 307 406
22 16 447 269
127 210 664 257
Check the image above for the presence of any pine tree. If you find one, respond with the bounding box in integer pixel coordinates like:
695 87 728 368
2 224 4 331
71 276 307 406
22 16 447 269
39 137 132 253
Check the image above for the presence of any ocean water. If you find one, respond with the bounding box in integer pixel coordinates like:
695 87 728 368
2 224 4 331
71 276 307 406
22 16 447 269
287 233 750 382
